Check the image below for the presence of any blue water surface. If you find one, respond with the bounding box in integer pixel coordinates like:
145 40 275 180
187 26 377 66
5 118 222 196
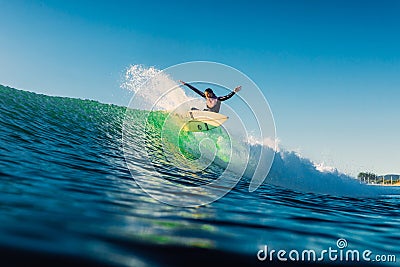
0 85 399 266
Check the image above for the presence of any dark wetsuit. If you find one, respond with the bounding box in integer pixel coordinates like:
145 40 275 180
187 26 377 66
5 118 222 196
184 83 236 113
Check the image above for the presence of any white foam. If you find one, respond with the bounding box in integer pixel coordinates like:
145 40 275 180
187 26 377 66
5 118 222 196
121 64 189 111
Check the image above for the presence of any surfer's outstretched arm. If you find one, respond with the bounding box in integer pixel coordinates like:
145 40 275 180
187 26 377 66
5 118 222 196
218 86 242 101
179 80 205 98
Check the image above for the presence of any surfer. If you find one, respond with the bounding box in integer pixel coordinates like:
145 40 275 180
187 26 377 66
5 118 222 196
179 80 242 113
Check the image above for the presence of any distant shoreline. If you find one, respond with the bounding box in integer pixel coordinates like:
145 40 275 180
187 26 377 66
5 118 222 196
358 172 400 186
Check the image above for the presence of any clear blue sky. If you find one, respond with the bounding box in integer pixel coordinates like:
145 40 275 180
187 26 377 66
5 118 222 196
1 0 399 176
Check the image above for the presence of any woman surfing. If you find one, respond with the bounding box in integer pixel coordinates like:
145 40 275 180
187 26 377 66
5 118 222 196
179 80 242 113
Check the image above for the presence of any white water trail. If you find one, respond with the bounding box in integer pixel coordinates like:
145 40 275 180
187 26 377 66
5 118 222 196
121 64 190 111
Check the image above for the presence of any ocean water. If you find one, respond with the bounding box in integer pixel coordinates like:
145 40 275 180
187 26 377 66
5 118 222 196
1 85 399 266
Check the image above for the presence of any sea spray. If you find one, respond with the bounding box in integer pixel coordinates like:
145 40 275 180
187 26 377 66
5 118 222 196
121 64 190 111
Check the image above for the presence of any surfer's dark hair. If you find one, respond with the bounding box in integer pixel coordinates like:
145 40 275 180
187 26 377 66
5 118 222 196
205 88 214 94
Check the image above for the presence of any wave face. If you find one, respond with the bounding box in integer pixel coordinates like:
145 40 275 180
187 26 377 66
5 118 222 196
1 84 400 266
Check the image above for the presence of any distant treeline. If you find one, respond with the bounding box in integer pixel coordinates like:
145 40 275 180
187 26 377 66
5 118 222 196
357 172 377 180
358 172 400 185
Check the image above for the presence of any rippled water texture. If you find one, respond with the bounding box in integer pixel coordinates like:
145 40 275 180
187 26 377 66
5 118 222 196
0 85 399 266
